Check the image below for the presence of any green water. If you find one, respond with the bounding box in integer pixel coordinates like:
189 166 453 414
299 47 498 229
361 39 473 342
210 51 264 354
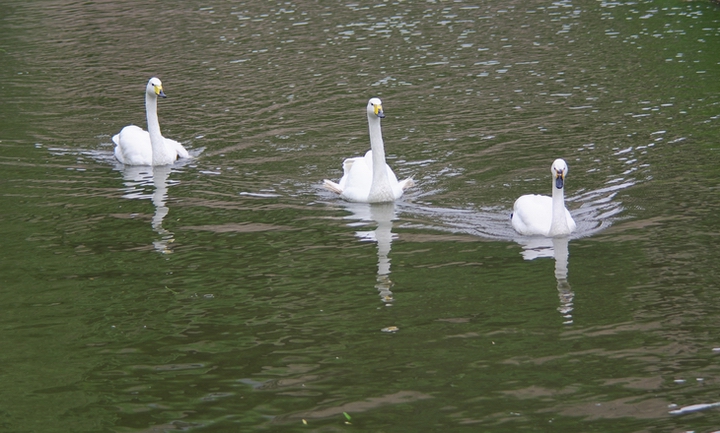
1 0 720 431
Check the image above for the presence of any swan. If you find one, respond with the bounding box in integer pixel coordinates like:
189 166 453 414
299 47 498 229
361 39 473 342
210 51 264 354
113 77 189 166
323 98 414 203
511 158 577 237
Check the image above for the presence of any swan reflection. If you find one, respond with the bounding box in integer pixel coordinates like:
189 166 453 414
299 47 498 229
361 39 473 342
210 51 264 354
515 236 574 325
342 202 397 304
116 164 177 254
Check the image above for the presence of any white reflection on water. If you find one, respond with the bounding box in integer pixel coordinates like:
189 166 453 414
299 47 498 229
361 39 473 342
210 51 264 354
515 236 574 325
341 202 398 305
115 164 180 254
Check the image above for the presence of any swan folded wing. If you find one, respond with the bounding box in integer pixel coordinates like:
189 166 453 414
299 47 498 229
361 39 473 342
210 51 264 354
511 194 553 236
113 125 153 166
563 209 577 232
383 165 408 200
342 156 363 177
339 156 374 202
322 155 366 195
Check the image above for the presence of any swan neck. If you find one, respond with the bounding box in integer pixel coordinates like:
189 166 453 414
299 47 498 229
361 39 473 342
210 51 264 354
146 93 163 149
550 184 569 235
368 116 389 184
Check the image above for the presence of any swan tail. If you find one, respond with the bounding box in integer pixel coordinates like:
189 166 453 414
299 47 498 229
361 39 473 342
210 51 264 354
399 177 414 191
322 179 343 195
175 145 190 159
168 138 190 159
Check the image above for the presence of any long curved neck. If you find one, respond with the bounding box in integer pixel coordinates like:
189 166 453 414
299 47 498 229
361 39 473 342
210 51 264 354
368 115 389 186
145 92 165 157
550 183 570 236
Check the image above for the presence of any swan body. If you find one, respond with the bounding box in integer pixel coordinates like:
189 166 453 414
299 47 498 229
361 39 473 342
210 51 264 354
113 77 189 166
323 98 413 203
511 158 576 237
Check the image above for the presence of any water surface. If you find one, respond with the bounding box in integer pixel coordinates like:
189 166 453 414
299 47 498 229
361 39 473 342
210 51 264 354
1 0 720 431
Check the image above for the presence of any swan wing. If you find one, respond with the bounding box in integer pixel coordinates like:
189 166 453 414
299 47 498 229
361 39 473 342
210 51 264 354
323 156 372 198
342 157 359 177
165 137 189 159
565 208 577 232
511 194 553 236
339 153 373 202
113 125 153 166
383 164 411 200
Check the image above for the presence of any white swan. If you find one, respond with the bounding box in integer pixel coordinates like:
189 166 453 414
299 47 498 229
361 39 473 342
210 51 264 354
323 98 414 203
511 158 576 237
113 77 189 166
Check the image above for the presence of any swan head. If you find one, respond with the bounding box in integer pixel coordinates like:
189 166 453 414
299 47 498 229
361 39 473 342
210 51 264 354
146 77 167 99
552 158 568 190
367 97 385 119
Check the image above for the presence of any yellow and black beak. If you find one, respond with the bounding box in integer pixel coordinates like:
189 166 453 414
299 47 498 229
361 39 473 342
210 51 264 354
154 84 167 98
555 170 565 189
374 103 385 118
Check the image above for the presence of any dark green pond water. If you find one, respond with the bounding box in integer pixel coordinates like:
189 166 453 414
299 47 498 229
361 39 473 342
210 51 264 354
2 0 720 431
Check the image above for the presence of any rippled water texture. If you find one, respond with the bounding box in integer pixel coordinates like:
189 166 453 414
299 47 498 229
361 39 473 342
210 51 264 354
1 0 720 431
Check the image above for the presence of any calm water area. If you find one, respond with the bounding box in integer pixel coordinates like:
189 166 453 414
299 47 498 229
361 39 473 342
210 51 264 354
1 0 720 431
